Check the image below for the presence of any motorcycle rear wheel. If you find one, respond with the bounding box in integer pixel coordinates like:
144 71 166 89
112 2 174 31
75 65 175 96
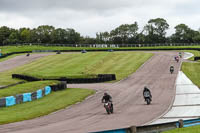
106 108 110 114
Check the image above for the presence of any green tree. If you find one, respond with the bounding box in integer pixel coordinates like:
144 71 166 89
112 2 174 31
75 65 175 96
20 28 31 43
51 28 68 44
171 24 196 43
36 25 55 43
8 29 19 44
109 22 138 44
0 26 12 45
144 18 169 43
96 32 104 44
66 28 80 44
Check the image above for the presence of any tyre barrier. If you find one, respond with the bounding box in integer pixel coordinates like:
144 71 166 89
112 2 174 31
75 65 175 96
12 74 116 83
194 56 200 61
0 86 51 108
92 118 200 133
12 74 40 81
50 81 67 91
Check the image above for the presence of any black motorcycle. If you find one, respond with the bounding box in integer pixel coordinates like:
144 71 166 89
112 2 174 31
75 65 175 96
170 66 174 74
103 101 113 114
144 91 151 105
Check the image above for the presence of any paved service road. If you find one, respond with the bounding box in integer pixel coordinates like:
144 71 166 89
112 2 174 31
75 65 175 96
0 51 182 133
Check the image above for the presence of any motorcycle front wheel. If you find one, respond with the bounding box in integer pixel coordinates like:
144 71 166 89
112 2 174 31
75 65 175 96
146 98 151 105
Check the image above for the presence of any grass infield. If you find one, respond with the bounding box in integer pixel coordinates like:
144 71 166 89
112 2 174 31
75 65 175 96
163 125 200 133
0 51 153 85
182 62 200 88
1 45 200 54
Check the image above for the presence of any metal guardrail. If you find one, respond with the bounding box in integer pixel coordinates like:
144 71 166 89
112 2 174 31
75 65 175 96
2 43 200 48
180 118 200 128
91 128 127 133
92 118 200 133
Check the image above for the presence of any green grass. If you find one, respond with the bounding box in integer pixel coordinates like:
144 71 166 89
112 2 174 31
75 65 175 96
0 81 58 98
1 45 200 54
182 50 200 61
11 52 153 81
0 52 152 86
0 72 22 86
182 62 200 88
163 125 200 133
0 53 24 62
0 88 95 124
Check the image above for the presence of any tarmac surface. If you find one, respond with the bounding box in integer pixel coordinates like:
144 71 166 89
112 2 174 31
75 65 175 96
0 53 53 73
151 52 200 124
0 51 181 133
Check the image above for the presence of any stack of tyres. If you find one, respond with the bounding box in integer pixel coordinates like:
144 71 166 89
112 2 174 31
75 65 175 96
6 96 16 107
0 98 6 107
31 92 37 101
16 94 23 104
37 89 43 99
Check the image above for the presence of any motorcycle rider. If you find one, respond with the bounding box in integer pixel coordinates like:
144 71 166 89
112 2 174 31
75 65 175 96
170 65 174 73
143 86 152 101
175 56 179 62
102 92 113 109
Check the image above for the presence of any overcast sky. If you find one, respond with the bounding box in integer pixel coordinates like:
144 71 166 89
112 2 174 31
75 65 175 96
0 0 200 37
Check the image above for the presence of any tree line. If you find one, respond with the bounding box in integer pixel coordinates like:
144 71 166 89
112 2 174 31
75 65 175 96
0 18 200 45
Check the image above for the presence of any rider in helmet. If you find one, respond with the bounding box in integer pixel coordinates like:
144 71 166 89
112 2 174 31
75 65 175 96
170 65 174 72
102 92 112 103
102 92 113 108
143 86 152 100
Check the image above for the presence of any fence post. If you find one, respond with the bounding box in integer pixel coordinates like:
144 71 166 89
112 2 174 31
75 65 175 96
130 126 137 133
179 119 184 128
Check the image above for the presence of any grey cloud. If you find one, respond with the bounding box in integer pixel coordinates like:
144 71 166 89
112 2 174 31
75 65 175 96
0 0 200 37
0 0 136 12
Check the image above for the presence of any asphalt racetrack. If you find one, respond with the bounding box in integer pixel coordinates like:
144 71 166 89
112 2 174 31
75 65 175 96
0 51 182 133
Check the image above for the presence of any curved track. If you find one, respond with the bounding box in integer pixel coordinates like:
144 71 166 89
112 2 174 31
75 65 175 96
0 51 182 133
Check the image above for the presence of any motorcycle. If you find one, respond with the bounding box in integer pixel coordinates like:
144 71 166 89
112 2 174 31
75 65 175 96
179 52 182 58
103 101 113 114
175 56 179 62
144 91 151 105
170 66 174 74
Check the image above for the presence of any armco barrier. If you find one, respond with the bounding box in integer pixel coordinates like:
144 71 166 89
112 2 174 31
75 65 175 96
135 121 178 133
179 118 200 128
0 86 52 108
92 128 127 133
93 118 200 133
